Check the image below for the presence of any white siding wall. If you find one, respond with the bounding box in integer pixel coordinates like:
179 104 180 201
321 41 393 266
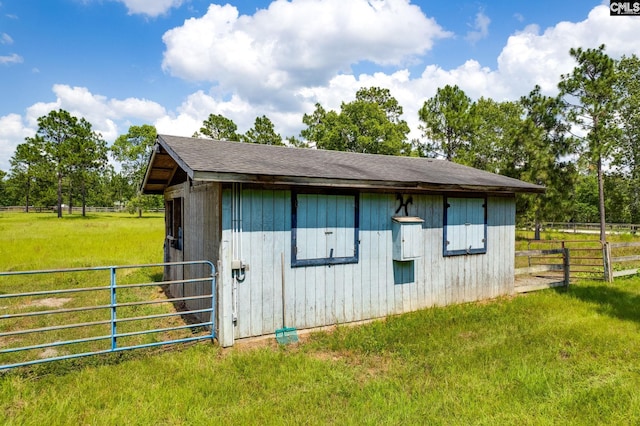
219 188 515 344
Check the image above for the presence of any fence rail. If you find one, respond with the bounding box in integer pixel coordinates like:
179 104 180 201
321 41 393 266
0 206 165 213
536 222 640 234
604 241 640 279
516 239 640 283
521 239 605 280
515 248 570 293
0 261 215 370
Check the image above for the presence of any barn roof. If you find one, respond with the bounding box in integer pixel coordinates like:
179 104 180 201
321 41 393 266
141 134 544 194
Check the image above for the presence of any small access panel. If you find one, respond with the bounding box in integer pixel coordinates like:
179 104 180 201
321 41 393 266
392 216 424 261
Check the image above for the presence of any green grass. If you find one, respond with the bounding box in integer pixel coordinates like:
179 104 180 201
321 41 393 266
1 213 640 424
0 211 165 271
0 212 195 367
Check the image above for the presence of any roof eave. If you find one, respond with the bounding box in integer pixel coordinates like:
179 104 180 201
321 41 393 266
139 145 158 194
157 135 196 180
192 171 545 194
141 135 197 194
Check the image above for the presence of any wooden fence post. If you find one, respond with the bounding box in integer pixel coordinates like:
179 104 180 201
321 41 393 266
602 242 613 283
563 248 570 287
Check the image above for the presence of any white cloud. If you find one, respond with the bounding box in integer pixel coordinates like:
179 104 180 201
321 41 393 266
45 84 167 131
114 0 184 17
497 5 640 97
0 53 22 65
1 32 13 44
0 114 32 171
110 97 167 122
161 0 452 106
0 85 168 171
465 11 490 45
156 90 258 138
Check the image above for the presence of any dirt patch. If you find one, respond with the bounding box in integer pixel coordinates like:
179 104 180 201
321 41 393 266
39 347 59 359
458 331 477 339
26 298 72 309
0 336 18 349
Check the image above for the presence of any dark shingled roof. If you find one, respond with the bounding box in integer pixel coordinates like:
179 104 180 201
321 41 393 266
141 134 544 194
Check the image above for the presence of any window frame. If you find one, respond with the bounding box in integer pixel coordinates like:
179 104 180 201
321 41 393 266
443 195 487 256
166 197 183 251
291 190 360 267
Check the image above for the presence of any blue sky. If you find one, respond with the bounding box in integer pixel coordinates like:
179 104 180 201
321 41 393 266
0 0 635 171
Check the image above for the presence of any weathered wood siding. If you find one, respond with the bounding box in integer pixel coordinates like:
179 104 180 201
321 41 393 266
164 184 185 300
166 181 221 323
219 188 515 343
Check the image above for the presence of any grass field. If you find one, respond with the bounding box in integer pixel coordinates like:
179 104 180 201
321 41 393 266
2 213 640 424
0 211 165 271
0 212 186 369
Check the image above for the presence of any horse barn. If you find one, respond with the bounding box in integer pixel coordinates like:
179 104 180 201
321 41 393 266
141 134 543 347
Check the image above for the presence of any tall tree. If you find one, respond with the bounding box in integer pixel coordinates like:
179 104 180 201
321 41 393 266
301 103 342 149
8 139 44 212
111 124 157 186
105 168 134 209
517 86 577 232
301 87 410 155
339 87 410 155
67 119 108 216
354 86 405 123
572 172 600 223
194 113 240 141
111 124 158 217
418 85 475 161
465 97 523 173
558 45 620 241
0 169 9 206
604 171 632 223
35 109 86 218
242 115 283 145
614 54 640 222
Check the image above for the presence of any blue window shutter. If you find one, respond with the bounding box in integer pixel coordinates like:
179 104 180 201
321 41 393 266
444 197 487 256
292 192 359 267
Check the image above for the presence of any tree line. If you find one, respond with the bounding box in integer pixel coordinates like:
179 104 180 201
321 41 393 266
0 45 638 240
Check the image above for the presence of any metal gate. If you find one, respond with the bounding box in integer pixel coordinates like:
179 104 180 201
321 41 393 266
0 261 216 370
524 239 605 280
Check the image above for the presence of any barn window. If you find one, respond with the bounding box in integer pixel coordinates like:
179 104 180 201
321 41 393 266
443 196 487 256
291 191 359 267
167 198 183 251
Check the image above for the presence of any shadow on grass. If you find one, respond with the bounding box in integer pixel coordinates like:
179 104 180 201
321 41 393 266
120 215 164 220
0 340 208 379
156 270 212 332
161 284 212 330
562 282 640 324
30 213 163 221
34 214 99 220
